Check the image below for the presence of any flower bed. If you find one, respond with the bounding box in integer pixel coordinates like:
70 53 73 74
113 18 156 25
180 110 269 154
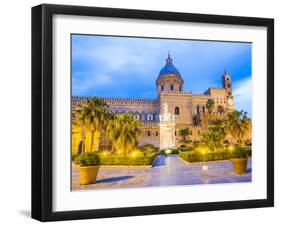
179 147 251 163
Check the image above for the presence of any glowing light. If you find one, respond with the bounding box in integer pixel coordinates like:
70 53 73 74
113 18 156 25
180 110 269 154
103 151 108 156
165 149 172 154
202 165 209 171
131 152 137 157
117 150 122 154
201 149 206 154
228 145 234 151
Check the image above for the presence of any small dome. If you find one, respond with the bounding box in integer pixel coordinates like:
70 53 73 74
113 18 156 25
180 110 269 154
158 54 182 79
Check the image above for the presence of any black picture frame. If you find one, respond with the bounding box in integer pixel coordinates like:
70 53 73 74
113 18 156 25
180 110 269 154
32 3 274 222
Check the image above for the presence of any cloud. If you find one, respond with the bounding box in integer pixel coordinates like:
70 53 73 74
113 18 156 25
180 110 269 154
72 35 252 101
72 72 113 95
233 77 252 116
73 37 161 73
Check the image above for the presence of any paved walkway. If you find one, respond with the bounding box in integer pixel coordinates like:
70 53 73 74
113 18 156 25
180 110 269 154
72 155 251 190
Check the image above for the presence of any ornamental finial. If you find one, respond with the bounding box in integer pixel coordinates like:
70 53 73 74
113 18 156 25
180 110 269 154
166 51 173 64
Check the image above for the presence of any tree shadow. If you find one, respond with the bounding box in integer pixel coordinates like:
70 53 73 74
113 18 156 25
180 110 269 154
95 175 133 183
246 168 252 173
152 155 166 167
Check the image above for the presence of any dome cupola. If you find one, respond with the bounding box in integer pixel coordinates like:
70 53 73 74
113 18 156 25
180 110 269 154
158 53 182 79
156 53 184 97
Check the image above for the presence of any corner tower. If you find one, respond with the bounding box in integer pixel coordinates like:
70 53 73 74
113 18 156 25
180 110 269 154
156 53 184 98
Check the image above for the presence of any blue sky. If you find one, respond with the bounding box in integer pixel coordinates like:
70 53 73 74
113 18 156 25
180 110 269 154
72 35 252 116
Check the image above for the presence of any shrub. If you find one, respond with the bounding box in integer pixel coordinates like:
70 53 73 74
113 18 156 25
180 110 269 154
97 152 157 166
130 149 145 157
179 147 252 163
143 149 158 156
142 144 155 148
72 153 78 161
231 147 249 158
158 148 179 155
170 149 179 154
179 151 231 163
74 152 100 166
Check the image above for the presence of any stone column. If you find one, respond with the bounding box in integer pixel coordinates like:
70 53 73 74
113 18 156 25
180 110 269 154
159 102 176 150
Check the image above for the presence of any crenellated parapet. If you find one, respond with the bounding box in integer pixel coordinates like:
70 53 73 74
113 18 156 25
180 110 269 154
72 96 159 103
138 122 159 129
175 124 201 129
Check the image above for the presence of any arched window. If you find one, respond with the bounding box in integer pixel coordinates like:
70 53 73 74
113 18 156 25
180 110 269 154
147 131 151 136
175 107 180 115
161 85 164 91
179 85 182 91
147 114 153 121
156 131 158 136
170 84 174 91
196 106 200 114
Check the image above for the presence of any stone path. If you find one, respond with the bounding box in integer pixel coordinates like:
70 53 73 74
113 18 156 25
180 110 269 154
72 154 251 190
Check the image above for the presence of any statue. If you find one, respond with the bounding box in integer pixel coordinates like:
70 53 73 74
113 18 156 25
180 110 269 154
160 102 174 122
162 102 169 113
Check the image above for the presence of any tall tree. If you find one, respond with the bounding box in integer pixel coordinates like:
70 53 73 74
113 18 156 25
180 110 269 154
209 119 228 141
226 110 251 144
206 98 215 114
106 114 141 156
78 97 110 152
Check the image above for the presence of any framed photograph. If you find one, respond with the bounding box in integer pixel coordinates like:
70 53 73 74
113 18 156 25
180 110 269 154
32 4 274 221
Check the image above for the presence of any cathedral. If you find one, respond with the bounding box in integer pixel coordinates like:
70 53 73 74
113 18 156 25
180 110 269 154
72 54 234 152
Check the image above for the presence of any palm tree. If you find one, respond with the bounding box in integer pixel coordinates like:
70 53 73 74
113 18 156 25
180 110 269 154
209 119 228 141
78 97 110 152
201 131 224 151
206 99 215 114
226 110 251 144
178 128 192 144
106 114 141 156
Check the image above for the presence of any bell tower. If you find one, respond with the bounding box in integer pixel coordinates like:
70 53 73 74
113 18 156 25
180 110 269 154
222 69 232 96
222 69 234 111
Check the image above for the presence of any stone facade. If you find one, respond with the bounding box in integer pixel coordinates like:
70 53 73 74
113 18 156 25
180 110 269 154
72 54 234 153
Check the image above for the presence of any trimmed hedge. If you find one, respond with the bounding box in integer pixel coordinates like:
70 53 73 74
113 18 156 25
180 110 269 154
97 152 157 166
179 147 251 163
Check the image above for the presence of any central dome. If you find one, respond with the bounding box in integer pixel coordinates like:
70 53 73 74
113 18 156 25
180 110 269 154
158 54 182 79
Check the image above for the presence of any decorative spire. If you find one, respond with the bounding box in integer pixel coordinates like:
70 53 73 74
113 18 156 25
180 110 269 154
166 51 173 64
224 68 228 75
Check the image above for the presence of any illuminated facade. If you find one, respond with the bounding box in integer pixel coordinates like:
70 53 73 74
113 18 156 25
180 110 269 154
72 54 234 152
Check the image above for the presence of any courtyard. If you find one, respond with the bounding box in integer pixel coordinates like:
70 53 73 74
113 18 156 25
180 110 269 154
72 154 252 190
